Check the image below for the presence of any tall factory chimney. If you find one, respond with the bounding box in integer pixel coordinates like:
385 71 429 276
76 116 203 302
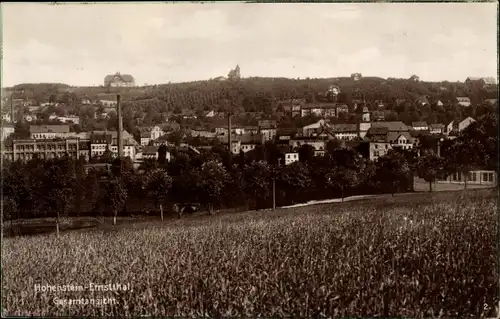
228 112 232 157
10 95 14 123
116 94 123 158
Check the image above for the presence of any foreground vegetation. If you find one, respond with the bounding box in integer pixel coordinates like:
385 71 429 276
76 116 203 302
2 189 498 317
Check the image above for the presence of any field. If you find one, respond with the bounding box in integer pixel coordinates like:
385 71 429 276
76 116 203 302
2 189 499 317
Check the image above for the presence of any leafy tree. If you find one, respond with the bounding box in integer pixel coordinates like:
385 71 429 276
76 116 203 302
326 167 359 202
197 161 230 214
42 158 77 236
326 139 342 155
142 169 172 219
445 140 485 190
374 151 412 196
415 154 446 192
243 161 272 209
158 144 168 166
276 162 312 205
101 177 128 225
298 144 315 164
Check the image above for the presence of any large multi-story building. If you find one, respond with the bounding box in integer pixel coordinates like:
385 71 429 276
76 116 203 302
104 72 135 87
2 138 81 162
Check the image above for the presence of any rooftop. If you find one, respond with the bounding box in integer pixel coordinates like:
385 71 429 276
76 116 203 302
29 125 70 134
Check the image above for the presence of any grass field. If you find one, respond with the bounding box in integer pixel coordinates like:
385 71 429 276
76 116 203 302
2 189 499 317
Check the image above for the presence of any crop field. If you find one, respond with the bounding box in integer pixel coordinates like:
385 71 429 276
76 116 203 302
2 189 499 317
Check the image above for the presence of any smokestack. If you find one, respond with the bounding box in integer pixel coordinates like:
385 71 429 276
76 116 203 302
10 95 14 123
357 119 360 139
116 94 123 158
228 112 232 156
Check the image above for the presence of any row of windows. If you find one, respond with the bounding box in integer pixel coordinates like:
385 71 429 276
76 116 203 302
451 172 495 182
286 154 298 159
14 144 73 151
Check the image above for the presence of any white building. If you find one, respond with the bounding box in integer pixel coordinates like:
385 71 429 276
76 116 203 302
446 117 476 135
437 170 497 186
1 123 15 141
285 152 299 165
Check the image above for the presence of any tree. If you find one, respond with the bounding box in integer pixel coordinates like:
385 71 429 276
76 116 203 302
326 167 359 202
415 154 446 192
298 144 315 164
276 162 312 205
326 139 342 155
374 151 412 196
197 161 229 214
158 144 168 166
101 177 128 225
243 161 272 209
42 158 77 236
142 169 172 219
445 140 485 190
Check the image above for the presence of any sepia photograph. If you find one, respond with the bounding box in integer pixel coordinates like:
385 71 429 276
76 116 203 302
0 2 498 317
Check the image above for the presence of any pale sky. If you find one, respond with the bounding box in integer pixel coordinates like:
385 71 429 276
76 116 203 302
1 2 498 87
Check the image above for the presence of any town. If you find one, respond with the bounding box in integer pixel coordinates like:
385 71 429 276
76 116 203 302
1 68 498 222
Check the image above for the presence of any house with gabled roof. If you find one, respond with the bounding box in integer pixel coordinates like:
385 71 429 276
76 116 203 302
412 121 428 131
456 97 472 107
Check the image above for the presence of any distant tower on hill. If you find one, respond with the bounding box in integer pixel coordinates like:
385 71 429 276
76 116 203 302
228 65 241 81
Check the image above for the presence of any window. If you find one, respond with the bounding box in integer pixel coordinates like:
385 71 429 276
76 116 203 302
483 172 488 182
385 145 388 149
488 173 494 182
374 151 379 157
470 172 477 182
287 155 290 159
375 144 378 149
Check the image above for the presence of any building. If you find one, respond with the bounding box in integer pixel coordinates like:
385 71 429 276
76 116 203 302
258 120 277 142
335 104 349 116
90 132 137 160
99 100 118 108
436 100 444 107
362 107 370 122
351 73 362 81
104 72 135 87
332 124 358 140
437 170 497 186
289 137 327 156
327 85 341 96
227 134 264 155
429 123 445 135
48 115 80 124
141 146 159 160
1 123 15 141
139 125 164 144
412 121 429 131
446 117 475 135
30 125 71 140
456 97 472 107
284 152 299 165
366 130 418 161
302 119 326 137
301 103 336 117
409 75 420 82
416 96 430 106
371 111 385 121
2 138 81 162
465 77 497 90
485 99 498 106
191 128 217 138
